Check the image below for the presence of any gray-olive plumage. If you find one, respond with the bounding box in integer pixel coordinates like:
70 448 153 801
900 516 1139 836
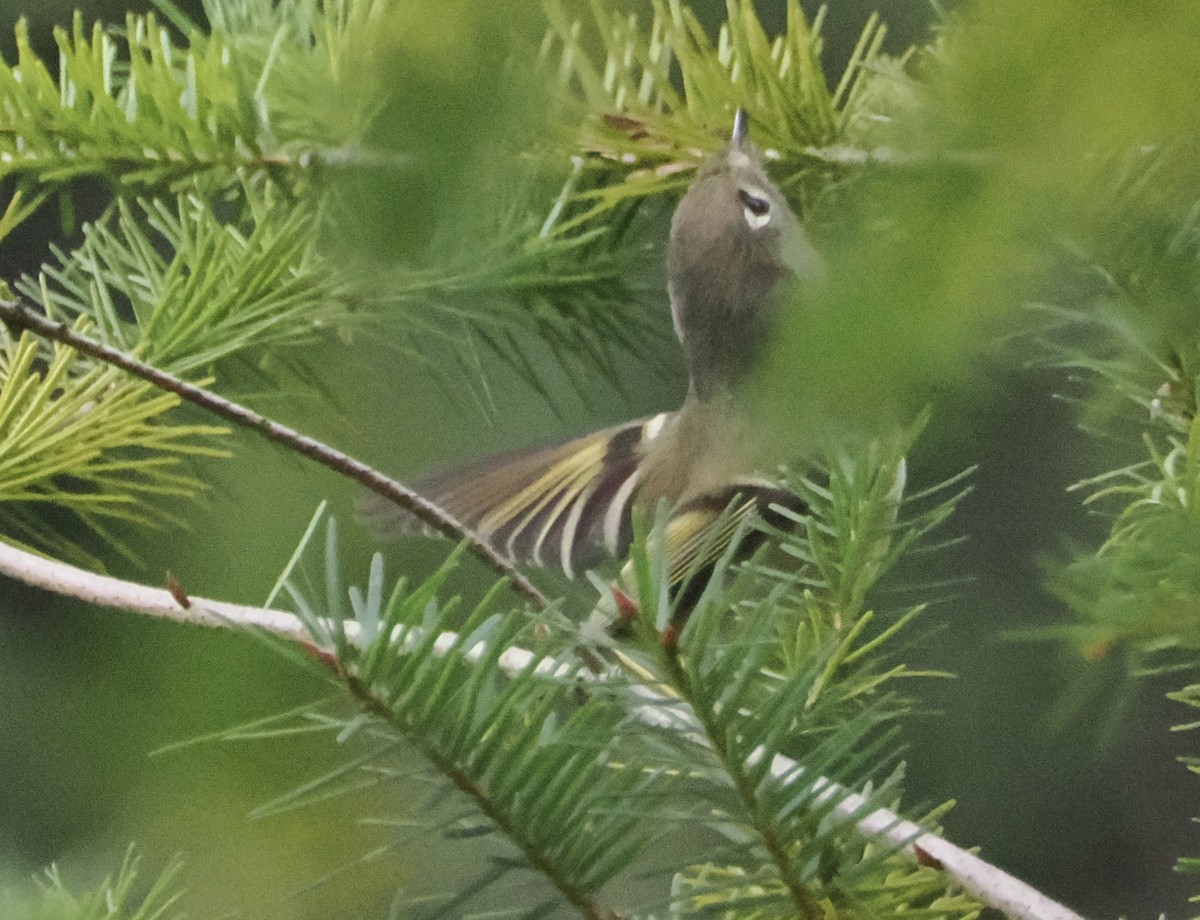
374 111 820 591
668 109 821 400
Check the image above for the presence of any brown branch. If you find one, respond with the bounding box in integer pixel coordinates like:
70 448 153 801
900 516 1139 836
0 296 548 608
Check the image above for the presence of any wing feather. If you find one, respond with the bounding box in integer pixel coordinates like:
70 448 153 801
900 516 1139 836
664 483 807 610
406 417 660 576
362 413 808 602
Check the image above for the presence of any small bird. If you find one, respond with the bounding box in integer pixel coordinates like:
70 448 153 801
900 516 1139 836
382 110 823 610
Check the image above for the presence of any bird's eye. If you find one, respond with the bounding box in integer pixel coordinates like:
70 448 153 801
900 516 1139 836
738 189 770 216
738 188 772 229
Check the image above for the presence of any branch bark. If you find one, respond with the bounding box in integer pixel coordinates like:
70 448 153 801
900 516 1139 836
0 536 1089 920
0 297 548 609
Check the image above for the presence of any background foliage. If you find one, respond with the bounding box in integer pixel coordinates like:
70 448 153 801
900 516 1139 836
0 0 1197 917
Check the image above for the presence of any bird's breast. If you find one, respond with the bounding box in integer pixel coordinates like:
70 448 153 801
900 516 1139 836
636 391 764 511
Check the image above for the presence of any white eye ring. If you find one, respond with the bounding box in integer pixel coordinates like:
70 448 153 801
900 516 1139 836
738 187 771 229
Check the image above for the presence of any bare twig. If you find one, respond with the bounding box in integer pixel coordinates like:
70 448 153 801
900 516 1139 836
0 536 1088 920
0 297 548 608
0 537 309 638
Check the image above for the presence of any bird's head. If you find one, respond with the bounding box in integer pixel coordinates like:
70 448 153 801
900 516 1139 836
667 110 821 399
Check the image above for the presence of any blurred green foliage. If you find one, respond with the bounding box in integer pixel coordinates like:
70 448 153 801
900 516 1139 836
758 0 1200 443
0 847 185 920
326 2 548 259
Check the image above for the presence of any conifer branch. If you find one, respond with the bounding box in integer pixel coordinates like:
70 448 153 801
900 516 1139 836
0 533 1088 920
658 645 824 919
348 682 627 920
0 845 187 920
0 296 549 608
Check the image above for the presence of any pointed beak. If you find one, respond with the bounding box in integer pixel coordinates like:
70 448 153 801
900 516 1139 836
731 108 749 150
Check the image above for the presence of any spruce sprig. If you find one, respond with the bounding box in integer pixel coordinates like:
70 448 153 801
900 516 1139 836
0 324 225 562
539 0 897 233
19 192 351 375
0 846 185 920
235 523 659 919
605 451 973 917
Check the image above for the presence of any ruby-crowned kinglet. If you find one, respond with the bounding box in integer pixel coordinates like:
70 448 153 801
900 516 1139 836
377 111 823 605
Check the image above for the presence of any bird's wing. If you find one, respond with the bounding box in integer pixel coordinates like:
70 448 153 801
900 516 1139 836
662 483 808 610
365 414 674 579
